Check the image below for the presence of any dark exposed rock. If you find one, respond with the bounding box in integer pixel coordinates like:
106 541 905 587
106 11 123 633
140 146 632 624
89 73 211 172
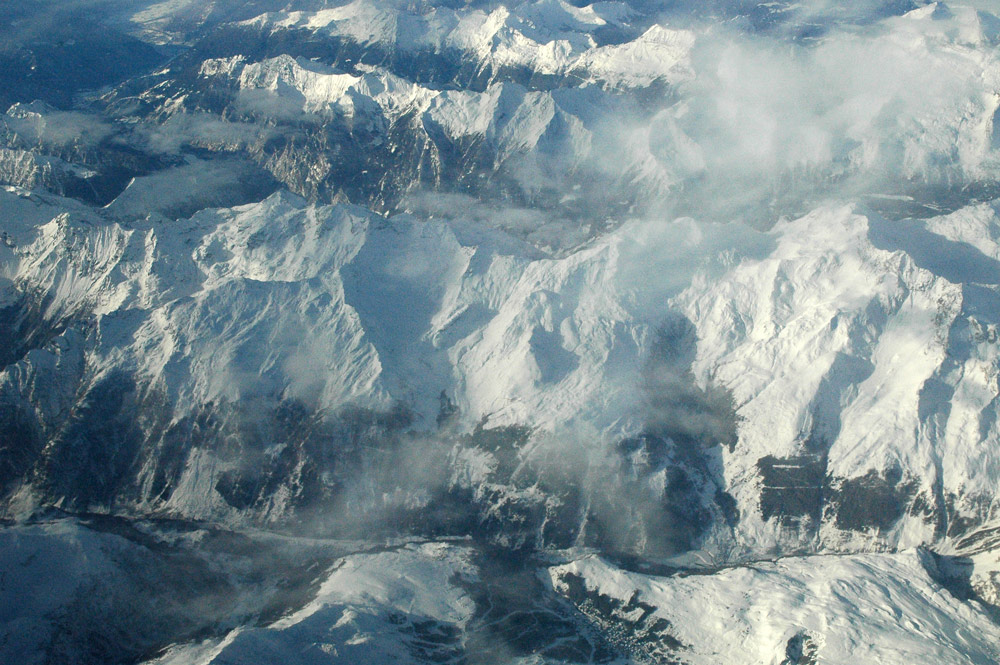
553 570 686 664
757 454 827 525
781 631 818 665
462 551 619 664
830 467 917 533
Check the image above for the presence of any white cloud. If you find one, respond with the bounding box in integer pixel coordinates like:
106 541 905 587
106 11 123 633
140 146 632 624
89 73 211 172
627 3 1000 221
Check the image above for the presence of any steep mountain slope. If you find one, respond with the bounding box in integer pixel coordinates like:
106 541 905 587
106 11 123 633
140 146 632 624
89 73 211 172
0 185 746 555
676 202 1000 553
3 182 999 556
549 548 1000 665
3 1 1000 664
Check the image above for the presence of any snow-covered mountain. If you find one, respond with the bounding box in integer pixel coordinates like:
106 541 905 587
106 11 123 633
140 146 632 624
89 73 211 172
3 1 1000 664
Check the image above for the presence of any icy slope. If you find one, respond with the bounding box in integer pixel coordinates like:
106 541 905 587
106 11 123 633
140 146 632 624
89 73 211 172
0 517 346 665
0 184 749 532
135 50 664 232
550 548 1000 665
144 540 1000 665
70 0 1000 236
247 0 694 90
3 3 1000 662
4 517 998 665
4 175 1000 563
674 201 1000 553
151 542 477 665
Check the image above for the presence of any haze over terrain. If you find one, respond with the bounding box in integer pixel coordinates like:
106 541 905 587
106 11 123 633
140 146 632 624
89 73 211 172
2 1 1000 663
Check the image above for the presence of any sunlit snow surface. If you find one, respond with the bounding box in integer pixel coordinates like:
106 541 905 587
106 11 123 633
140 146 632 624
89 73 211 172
3 0 1000 663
